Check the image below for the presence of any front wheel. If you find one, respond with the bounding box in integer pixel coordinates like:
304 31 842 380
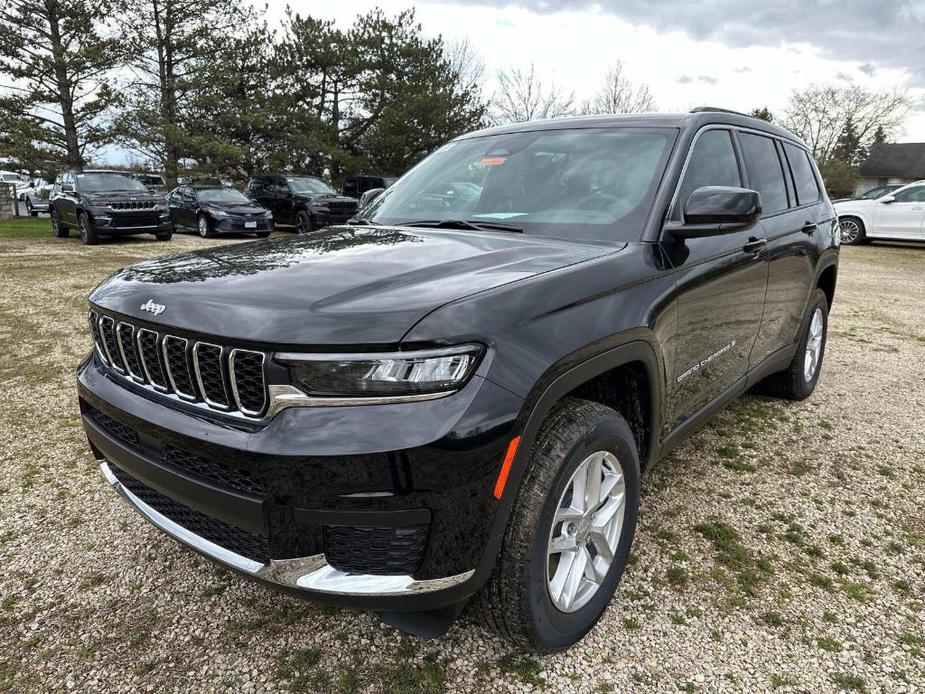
155 230 172 241
295 211 312 234
760 288 828 400
27 200 37 217
473 398 640 652
79 213 98 245
198 214 215 238
51 209 69 238
838 217 866 245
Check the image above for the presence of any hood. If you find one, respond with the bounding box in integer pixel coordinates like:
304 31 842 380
82 190 163 204
89 226 616 346
205 202 267 215
297 192 356 204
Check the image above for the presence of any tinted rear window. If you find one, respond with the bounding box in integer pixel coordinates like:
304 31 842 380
739 133 788 214
783 143 820 205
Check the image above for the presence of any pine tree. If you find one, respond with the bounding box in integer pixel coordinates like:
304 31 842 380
749 107 774 123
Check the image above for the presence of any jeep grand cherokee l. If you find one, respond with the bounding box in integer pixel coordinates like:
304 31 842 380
51 170 172 244
78 109 839 651
246 174 359 233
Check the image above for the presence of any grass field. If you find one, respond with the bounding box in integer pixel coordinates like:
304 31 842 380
0 215 50 239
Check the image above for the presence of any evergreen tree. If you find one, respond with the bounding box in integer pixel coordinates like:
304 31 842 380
872 124 888 147
833 116 865 166
749 107 774 123
0 0 120 169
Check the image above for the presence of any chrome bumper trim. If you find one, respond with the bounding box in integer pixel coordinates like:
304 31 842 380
100 460 474 596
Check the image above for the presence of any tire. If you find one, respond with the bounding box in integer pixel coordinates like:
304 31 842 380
27 200 37 217
838 216 866 245
295 211 312 234
761 288 829 400
50 209 69 238
473 397 641 652
198 214 215 238
155 230 172 241
256 231 271 238
78 213 98 245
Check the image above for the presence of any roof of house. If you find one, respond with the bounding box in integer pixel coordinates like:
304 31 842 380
859 143 925 178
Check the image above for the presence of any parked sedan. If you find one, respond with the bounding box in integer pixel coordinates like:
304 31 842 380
167 185 273 238
834 180 925 244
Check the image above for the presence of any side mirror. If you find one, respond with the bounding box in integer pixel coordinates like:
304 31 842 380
673 186 761 238
359 187 385 207
879 195 895 204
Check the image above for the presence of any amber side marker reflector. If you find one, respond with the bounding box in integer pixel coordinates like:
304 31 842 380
493 435 521 499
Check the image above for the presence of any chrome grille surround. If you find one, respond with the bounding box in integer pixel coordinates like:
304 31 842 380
89 312 268 419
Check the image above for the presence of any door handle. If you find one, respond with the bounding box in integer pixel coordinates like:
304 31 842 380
801 221 817 234
743 237 767 254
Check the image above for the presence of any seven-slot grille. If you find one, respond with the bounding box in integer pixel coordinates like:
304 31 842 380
109 200 158 210
89 309 268 418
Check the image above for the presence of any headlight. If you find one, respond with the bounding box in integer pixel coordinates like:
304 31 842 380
209 208 228 217
278 344 483 398
264 210 273 219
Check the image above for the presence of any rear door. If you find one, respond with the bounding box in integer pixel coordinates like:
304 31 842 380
662 127 770 433
873 184 925 239
61 173 79 225
740 133 819 365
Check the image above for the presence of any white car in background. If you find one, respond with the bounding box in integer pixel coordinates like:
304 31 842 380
834 180 925 244
17 178 53 216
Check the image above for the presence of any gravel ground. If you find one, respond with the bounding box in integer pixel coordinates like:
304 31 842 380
1 232 923 693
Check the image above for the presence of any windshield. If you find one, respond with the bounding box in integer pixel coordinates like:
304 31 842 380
198 188 250 204
287 177 335 194
859 186 897 200
137 175 165 185
1 173 20 182
359 127 676 241
77 173 148 193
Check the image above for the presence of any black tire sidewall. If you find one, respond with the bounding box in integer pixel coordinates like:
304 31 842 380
296 212 311 234
525 415 640 650
794 290 829 397
79 214 97 245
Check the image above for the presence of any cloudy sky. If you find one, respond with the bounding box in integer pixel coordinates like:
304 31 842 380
282 0 925 140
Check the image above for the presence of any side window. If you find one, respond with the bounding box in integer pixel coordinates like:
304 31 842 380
674 129 741 221
892 185 925 203
181 186 195 202
783 143 820 205
738 133 788 214
275 178 290 195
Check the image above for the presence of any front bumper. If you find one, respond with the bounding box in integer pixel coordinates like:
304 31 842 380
215 217 273 233
78 351 523 610
92 213 172 235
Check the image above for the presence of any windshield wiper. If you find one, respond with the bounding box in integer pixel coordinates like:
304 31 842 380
400 219 523 233
345 218 379 226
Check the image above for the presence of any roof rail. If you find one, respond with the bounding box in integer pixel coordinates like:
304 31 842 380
690 106 752 117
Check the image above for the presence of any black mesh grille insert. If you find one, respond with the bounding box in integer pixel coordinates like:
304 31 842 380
231 351 266 415
110 464 269 563
164 336 196 398
137 330 167 389
116 324 143 379
99 317 125 372
195 344 228 407
88 311 104 360
160 444 263 498
324 525 428 576
88 405 138 445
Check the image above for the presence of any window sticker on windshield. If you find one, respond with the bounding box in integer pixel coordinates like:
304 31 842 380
479 156 508 166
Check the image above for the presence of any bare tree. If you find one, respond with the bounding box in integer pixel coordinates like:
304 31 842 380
445 38 486 91
490 64 576 125
584 60 656 115
783 84 910 161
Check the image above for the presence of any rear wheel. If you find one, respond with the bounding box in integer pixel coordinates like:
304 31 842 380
26 199 37 217
78 213 98 245
473 398 640 652
761 288 828 400
51 209 69 238
838 217 866 245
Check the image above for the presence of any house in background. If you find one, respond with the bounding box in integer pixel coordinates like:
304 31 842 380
856 143 925 195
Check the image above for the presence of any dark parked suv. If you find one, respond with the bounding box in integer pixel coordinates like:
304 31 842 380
78 110 838 651
246 174 358 233
51 170 172 245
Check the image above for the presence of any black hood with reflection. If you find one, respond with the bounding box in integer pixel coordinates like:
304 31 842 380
89 226 610 346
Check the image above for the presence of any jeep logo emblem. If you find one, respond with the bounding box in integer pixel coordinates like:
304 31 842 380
140 299 166 316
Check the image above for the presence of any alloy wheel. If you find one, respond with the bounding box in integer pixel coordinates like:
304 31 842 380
297 215 308 234
199 217 209 237
51 212 58 235
839 218 860 244
80 216 89 242
804 308 824 382
546 450 626 613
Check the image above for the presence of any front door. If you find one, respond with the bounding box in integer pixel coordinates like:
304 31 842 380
662 128 770 435
873 184 925 239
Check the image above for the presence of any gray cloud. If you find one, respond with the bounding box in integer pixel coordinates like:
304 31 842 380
678 75 719 85
859 62 877 76
434 1 925 87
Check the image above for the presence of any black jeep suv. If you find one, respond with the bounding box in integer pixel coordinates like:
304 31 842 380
246 174 358 233
78 110 838 651
51 170 173 245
